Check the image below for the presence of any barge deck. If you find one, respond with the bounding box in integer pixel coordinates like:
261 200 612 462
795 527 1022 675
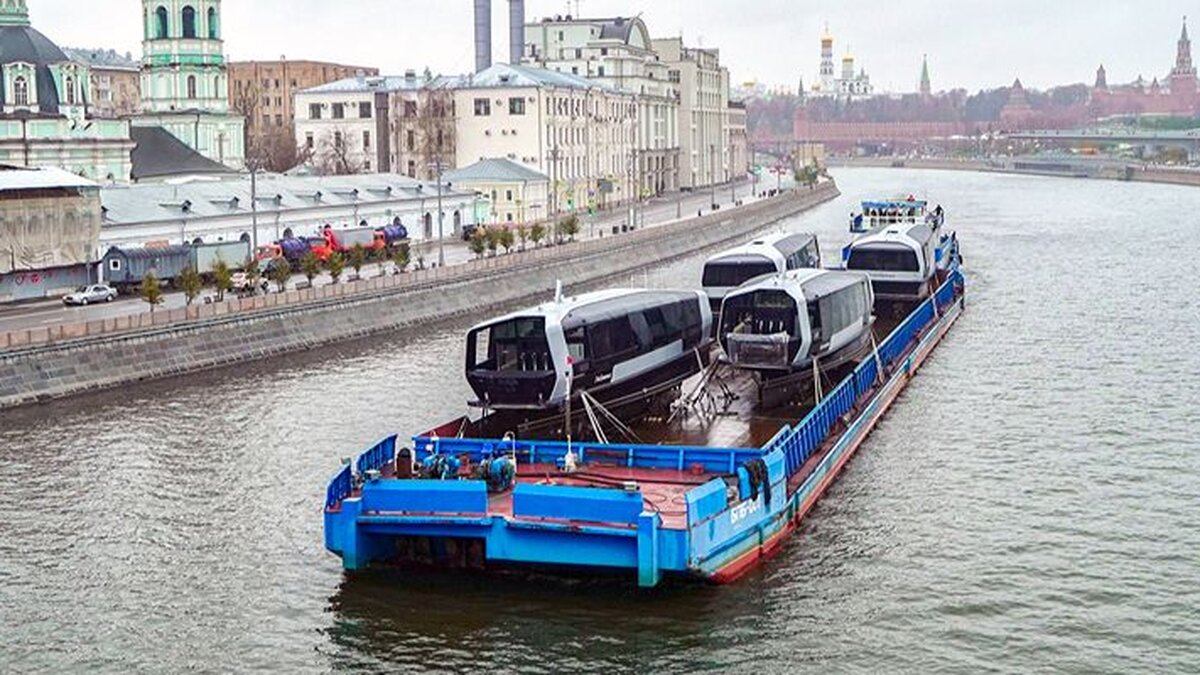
324 268 966 587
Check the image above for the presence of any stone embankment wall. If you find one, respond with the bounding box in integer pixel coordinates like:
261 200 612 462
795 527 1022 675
828 156 1200 188
0 183 839 409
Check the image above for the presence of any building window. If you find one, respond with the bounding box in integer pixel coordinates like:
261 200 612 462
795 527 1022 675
275 114 283 126
404 100 418 117
505 189 513 201
601 47 608 56
187 75 197 99
305 132 314 149
332 103 344 119
207 7 219 39
309 103 322 119
261 113 270 126
182 5 197 38
405 130 415 151
12 76 28 106
575 48 582 59
154 5 168 39
359 101 372 118
436 129 444 150
65 76 76 105
274 79 280 89
407 160 416 177
363 130 371 149
474 98 491 116
334 131 344 150
509 97 525 115
597 66 605 77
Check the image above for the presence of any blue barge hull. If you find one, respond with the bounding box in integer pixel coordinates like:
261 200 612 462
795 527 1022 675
324 269 966 587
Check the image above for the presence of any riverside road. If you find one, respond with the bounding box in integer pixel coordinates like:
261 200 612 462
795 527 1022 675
0 179 770 333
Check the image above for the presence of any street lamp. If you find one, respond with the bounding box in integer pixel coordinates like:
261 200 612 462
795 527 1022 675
430 155 445 268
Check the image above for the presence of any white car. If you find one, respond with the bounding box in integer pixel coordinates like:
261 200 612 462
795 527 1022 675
63 284 117 306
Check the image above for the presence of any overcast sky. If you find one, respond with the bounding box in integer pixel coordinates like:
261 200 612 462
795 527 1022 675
31 0 1199 94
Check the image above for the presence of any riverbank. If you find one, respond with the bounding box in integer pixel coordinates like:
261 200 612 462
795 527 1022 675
0 182 838 410
827 156 1200 187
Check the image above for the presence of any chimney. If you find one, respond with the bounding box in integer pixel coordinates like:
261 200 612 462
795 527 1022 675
509 0 526 64
474 0 492 72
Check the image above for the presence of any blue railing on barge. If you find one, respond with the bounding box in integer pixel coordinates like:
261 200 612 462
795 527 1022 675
323 267 965 584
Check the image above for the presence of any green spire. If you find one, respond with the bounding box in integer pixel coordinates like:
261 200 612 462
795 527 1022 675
0 0 30 27
920 54 931 95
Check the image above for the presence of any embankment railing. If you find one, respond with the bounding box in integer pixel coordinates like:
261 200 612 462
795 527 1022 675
2 184 838 354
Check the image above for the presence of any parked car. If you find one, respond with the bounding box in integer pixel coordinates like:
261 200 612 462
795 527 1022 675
63 284 117 306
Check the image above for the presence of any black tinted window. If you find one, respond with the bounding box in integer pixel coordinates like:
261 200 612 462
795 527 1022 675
703 261 777 287
847 247 919 272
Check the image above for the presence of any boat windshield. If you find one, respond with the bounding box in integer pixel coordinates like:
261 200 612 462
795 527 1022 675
467 317 552 373
703 260 777 288
721 291 797 337
847 246 919 272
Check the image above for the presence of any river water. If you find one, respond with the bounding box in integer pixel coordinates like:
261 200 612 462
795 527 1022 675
2 168 1198 673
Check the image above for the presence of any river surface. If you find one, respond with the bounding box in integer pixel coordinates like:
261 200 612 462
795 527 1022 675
2 168 1198 673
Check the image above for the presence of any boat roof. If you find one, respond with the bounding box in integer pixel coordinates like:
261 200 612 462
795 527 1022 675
861 199 927 210
470 288 701 331
728 268 866 303
852 221 935 248
705 231 817 264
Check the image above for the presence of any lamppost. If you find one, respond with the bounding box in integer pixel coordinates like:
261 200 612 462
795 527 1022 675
709 144 717 209
431 155 445 268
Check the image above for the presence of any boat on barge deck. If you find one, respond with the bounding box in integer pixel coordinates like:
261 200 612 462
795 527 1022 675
323 264 967 587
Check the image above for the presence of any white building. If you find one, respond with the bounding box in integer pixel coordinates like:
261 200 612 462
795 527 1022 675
294 71 457 180
523 16 680 195
99 173 479 250
452 63 637 216
651 38 731 189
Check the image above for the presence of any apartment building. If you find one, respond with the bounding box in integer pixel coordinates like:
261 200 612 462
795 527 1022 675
523 16 680 195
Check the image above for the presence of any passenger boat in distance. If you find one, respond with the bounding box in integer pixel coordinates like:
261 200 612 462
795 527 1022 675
701 232 822 315
463 287 713 436
844 198 957 307
718 269 875 394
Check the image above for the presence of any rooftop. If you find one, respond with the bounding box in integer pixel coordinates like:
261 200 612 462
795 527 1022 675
0 164 97 191
301 72 454 94
453 63 612 91
444 158 548 184
130 127 237 183
62 47 139 70
101 173 470 226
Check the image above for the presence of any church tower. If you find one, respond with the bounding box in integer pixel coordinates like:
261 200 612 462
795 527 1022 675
819 24 834 93
920 55 932 97
132 0 244 169
1094 64 1107 90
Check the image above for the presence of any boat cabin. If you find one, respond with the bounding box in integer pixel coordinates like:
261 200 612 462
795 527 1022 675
465 289 712 411
850 199 941 234
845 219 941 302
718 269 874 372
701 232 822 313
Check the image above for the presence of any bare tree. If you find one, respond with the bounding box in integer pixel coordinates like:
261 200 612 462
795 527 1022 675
394 84 456 180
316 128 364 176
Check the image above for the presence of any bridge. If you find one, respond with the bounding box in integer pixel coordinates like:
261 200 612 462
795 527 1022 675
1006 129 1200 158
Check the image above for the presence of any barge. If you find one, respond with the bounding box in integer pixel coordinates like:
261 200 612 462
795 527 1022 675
324 260 966 587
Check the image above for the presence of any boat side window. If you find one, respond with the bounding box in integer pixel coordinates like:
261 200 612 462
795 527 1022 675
589 318 638 360
565 327 587 362
468 327 492 369
629 312 653 349
808 301 823 341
